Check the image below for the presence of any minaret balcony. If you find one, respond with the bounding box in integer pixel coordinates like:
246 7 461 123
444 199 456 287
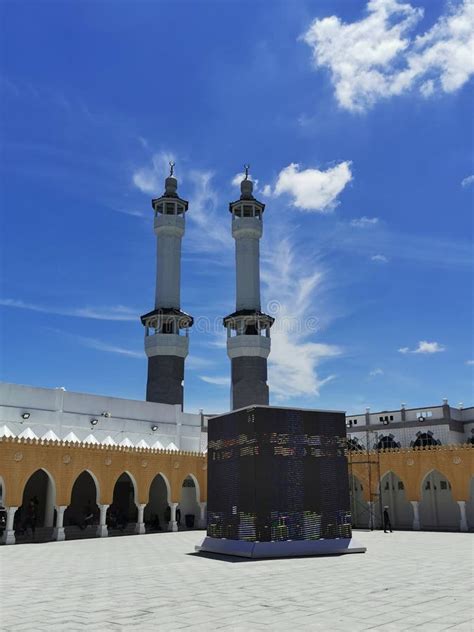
145 333 189 359
226 335 271 359
231 216 262 240
154 214 185 236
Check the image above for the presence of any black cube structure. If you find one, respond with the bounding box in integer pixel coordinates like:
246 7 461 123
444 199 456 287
198 405 365 558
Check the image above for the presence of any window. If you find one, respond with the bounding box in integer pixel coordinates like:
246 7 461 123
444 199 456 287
390 415 394 421
413 433 439 448
425 481 431 490
353 420 358 425
417 410 433 419
377 436 398 450
397 481 404 490
440 481 448 490
384 481 390 490
347 438 363 451
379 416 383 422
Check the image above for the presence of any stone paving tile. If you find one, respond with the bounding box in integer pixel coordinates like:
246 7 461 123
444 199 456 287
1 530 472 631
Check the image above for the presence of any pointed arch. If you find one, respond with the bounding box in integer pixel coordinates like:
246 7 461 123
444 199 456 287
69 469 101 506
144 472 172 530
147 472 171 504
182 473 201 503
349 473 368 528
379 470 412 528
108 471 139 530
419 469 459 530
178 473 201 529
18 468 57 534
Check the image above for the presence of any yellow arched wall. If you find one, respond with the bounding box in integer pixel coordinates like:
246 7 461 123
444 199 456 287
0 438 207 507
1 439 472 509
348 445 474 502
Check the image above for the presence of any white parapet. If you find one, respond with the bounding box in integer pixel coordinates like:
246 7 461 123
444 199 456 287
227 335 271 359
145 333 189 358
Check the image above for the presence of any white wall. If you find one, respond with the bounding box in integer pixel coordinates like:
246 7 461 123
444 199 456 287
0 382 205 451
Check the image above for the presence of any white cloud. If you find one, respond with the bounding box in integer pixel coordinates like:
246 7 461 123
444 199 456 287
371 254 388 262
0 298 137 321
261 235 341 400
132 151 231 251
399 340 446 354
132 151 176 194
461 174 474 187
49 328 143 358
76 336 143 358
466 360 474 365
199 375 230 387
303 0 474 112
261 184 272 197
369 368 384 376
187 356 216 370
186 170 232 250
272 161 352 212
413 340 445 354
351 216 379 227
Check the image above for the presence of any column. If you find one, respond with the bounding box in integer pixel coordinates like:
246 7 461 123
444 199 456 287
135 504 146 535
198 502 207 529
367 501 376 530
457 501 468 532
44 478 55 528
1 506 18 545
53 505 67 541
97 504 109 537
410 501 420 530
168 502 178 532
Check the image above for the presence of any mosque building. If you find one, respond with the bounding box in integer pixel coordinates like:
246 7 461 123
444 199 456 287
0 167 473 545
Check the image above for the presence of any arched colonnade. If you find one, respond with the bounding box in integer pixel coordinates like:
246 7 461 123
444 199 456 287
0 438 207 544
348 445 474 531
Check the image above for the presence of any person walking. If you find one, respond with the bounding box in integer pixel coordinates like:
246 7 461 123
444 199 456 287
80 502 94 530
25 499 37 540
383 506 393 533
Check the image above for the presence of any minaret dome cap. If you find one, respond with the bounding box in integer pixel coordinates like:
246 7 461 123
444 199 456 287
240 164 254 200
164 161 178 197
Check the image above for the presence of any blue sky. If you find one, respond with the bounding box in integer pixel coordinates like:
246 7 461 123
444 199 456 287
1 0 473 414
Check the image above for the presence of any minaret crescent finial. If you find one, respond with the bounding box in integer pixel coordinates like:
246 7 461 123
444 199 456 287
244 164 250 180
169 161 175 177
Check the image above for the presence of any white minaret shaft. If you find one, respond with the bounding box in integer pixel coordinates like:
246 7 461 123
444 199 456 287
154 213 184 308
234 219 262 311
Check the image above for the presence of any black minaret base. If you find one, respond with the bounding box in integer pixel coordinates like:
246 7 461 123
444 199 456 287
231 356 269 410
146 355 185 407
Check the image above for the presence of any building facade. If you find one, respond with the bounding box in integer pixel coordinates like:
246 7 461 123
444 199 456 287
346 402 474 533
346 401 474 449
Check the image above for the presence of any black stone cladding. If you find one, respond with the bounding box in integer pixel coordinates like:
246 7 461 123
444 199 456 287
146 355 185 407
231 356 269 410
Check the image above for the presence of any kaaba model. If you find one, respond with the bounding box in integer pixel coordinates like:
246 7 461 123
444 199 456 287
198 406 366 558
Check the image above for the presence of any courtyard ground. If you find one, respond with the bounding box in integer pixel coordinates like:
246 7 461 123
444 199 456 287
0 530 472 631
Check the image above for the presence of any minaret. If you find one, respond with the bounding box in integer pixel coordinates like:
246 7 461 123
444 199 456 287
224 166 274 410
140 162 193 408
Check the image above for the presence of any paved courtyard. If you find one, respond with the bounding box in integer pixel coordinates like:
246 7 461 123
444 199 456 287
0 530 472 631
